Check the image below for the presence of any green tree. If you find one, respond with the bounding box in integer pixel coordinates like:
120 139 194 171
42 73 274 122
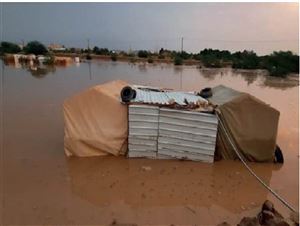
24 41 48 55
232 50 260 69
93 46 110 55
138 50 149 58
177 51 191 60
261 51 299 77
93 46 100 54
0 41 21 54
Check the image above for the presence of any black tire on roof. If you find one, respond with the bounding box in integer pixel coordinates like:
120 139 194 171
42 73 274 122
121 86 136 102
199 87 213 99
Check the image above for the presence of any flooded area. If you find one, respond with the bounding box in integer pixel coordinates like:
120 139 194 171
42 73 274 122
1 60 299 225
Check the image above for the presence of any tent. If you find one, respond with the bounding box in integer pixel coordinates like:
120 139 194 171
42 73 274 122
63 80 128 157
209 85 280 162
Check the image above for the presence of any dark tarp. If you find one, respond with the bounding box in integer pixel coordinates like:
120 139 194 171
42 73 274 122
209 85 280 162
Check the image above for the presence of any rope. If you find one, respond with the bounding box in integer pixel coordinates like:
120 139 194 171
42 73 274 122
216 112 297 213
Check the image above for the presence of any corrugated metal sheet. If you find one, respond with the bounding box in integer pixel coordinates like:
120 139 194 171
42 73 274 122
158 108 218 163
128 105 159 159
127 105 218 163
132 89 208 105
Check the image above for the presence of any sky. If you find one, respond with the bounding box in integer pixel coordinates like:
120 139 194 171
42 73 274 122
1 2 299 55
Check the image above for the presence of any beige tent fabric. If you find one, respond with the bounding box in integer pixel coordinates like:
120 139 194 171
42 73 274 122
215 93 280 162
63 80 128 157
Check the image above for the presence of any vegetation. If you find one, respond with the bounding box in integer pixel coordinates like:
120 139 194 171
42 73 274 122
93 46 110 55
193 48 298 76
1 40 298 77
138 50 149 58
24 41 48 55
176 51 192 60
194 49 231 68
174 56 183 65
261 51 299 77
231 50 260 69
0 41 21 54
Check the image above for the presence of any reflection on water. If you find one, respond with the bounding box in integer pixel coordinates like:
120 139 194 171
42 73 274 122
262 74 300 90
173 65 183 74
235 69 261 85
28 65 56 78
1 60 299 225
138 63 147 73
3 59 58 78
198 68 221 80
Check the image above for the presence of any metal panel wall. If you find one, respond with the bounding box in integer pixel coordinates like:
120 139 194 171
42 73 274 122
128 105 218 163
128 105 159 158
158 108 218 163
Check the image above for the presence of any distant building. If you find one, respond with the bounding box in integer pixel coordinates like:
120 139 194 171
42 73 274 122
111 50 123 54
48 43 66 51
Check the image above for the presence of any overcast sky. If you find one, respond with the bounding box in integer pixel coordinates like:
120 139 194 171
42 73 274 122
1 2 299 55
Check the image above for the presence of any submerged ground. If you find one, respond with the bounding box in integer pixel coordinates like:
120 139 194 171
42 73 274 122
0 60 298 225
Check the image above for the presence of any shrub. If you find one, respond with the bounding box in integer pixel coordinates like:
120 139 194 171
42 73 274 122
0 41 21 54
138 50 149 58
93 46 110 55
202 58 222 68
174 56 183 65
231 50 259 69
177 51 191 60
93 46 100 54
261 51 299 77
24 41 48 55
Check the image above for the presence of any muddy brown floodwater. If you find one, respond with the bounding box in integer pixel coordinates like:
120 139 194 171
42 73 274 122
0 60 299 225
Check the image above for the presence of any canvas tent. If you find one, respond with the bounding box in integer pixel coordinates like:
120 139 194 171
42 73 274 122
209 85 280 162
63 80 128 157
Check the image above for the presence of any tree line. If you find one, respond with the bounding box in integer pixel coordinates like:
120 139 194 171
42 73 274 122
1 41 298 77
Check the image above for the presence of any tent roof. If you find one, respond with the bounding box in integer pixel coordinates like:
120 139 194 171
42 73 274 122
63 80 129 157
209 85 280 162
208 85 242 106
